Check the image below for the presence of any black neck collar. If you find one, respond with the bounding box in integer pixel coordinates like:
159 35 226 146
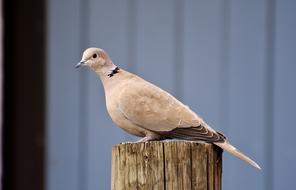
107 67 120 77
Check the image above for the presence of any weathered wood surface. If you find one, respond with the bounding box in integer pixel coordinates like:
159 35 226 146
111 141 222 190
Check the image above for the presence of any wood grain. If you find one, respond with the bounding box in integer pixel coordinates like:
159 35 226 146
111 141 222 190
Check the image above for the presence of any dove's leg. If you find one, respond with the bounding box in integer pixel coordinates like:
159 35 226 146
136 132 163 142
136 137 152 142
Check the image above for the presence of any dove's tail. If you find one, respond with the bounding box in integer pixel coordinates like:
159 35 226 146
214 141 261 170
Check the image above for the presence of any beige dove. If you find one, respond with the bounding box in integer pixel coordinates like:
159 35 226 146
76 47 261 170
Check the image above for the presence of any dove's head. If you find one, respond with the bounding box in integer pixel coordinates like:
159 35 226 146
76 48 116 75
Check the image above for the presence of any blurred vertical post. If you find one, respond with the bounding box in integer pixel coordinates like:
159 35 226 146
2 0 46 189
0 0 2 188
111 141 222 190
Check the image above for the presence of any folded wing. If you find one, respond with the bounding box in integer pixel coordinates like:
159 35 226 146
117 77 225 143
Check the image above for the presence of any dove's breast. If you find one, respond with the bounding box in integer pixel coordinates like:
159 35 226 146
104 76 148 137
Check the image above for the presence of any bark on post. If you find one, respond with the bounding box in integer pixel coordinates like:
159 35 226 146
111 141 222 190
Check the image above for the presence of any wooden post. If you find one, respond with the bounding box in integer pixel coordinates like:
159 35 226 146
111 141 222 190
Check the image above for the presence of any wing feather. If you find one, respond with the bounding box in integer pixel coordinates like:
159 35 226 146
160 126 225 142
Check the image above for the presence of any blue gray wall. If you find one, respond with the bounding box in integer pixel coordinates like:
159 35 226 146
47 0 296 190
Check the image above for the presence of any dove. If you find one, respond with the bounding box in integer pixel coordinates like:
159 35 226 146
76 47 261 170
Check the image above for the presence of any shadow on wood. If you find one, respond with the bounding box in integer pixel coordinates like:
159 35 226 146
111 141 222 190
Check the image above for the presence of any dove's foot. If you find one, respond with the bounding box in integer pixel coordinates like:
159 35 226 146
136 133 163 142
136 137 152 142
120 141 133 144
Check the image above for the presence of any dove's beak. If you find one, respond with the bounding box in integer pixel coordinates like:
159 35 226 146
75 60 86 68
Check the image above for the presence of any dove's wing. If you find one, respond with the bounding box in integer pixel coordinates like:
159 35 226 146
117 76 225 142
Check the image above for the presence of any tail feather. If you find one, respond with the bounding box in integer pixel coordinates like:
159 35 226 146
214 141 261 170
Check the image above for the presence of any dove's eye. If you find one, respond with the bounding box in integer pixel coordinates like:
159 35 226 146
92 54 97 58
